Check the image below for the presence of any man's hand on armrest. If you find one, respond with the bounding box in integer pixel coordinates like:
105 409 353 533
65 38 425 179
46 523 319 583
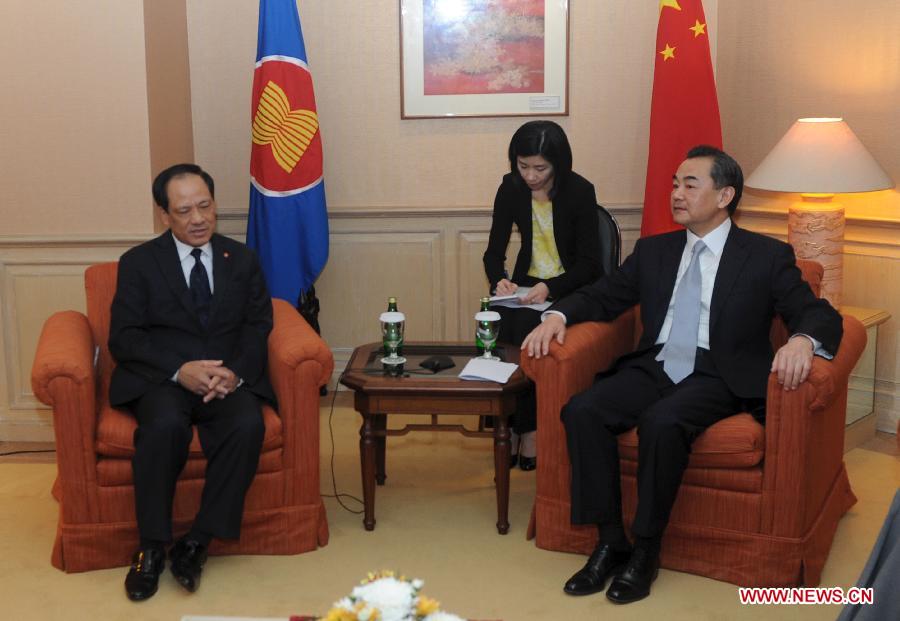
771 335 815 391
522 313 567 359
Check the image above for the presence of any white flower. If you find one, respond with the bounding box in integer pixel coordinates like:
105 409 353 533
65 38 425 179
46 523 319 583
352 577 417 621
423 613 466 621
332 597 354 610
357 606 378 621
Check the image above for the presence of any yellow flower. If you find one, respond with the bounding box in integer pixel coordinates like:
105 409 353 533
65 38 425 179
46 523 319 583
324 607 358 621
416 595 441 617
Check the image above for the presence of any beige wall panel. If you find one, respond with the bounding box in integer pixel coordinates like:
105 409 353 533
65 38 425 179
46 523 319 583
0 1 153 236
315 230 443 351
185 0 257 211
145 0 195 232
6 268 88 409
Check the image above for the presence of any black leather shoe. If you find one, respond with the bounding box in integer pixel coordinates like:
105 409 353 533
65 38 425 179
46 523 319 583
169 538 208 593
509 453 519 468
124 548 165 601
518 455 536 471
563 543 632 596
606 547 660 604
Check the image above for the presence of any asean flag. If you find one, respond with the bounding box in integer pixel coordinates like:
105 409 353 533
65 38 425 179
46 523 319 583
247 0 328 303
641 0 722 237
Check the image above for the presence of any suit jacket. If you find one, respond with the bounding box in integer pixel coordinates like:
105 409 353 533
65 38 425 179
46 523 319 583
551 224 843 400
483 171 602 299
109 231 275 407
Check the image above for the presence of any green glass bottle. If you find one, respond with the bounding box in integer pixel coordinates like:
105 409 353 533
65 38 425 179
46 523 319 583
384 297 403 357
476 296 491 354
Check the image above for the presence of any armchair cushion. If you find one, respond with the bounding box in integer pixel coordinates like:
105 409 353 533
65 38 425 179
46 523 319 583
95 402 284 458
617 413 765 469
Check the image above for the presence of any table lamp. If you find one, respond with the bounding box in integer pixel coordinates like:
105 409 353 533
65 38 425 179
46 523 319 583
745 118 893 308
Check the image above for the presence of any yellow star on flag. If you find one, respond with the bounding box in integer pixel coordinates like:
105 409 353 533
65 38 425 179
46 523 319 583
659 0 681 11
659 44 676 61
689 19 707 37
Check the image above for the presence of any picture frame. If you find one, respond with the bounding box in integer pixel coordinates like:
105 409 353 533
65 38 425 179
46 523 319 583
400 0 569 119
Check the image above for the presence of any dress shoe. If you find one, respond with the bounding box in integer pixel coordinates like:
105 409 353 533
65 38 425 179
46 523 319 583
606 547 660 604
509 453 519 468
518 455 536 471
124 547 165 601
563 543 632 596
169 537 208 593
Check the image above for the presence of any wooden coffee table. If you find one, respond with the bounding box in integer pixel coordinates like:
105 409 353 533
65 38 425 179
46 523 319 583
339 342 532 534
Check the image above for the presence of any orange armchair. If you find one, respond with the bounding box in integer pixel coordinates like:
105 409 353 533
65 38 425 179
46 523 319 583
521 260 866 587
31 262 333 572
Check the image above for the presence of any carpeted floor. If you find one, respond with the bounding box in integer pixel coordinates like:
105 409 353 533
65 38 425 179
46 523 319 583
1 395 898 621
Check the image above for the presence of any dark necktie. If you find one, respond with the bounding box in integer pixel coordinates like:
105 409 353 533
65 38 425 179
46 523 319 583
190 248 211 327
656 240 706 383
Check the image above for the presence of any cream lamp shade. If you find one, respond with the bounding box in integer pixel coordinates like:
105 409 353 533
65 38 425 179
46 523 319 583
745 118 894 307
746 118 892 193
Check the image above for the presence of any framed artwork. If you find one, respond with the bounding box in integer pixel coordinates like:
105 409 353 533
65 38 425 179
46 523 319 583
400 0 569 118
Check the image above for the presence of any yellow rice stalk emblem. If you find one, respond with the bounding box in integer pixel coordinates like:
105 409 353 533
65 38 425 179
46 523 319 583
252 80 319 174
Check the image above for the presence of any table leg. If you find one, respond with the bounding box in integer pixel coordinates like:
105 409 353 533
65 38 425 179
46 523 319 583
359 413 377 531
494 414 511 535
373 413 387 485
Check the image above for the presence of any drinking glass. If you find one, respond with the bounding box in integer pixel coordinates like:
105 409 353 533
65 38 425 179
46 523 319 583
474 310 501 360
379 311 406 365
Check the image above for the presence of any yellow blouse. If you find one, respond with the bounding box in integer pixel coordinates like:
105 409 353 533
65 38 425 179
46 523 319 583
528 199 564 280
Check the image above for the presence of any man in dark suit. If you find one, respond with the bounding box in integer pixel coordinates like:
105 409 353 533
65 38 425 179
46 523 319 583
522 146 843 604
109 164 274 601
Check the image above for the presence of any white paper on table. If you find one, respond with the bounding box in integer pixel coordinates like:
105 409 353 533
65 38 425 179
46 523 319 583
489 286 552 311
458 358 519 384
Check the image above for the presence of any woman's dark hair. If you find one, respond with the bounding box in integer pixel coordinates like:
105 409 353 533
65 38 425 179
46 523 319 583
685 145 743 215
508 120 573 198
152 163 215 212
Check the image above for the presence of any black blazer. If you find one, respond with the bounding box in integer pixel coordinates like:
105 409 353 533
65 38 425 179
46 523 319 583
551 224 843 400
109 231 275 407
483 171 602 299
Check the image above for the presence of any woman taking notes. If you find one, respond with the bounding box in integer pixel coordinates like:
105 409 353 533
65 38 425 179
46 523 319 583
483 120 604 470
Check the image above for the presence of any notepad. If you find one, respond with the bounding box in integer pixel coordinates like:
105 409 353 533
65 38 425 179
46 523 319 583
458 358 519 384
488 286 552 312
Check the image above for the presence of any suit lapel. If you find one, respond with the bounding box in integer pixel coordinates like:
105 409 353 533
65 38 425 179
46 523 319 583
710 225 750 331
153 231 195 318
646 231 686 340
208 235 233 326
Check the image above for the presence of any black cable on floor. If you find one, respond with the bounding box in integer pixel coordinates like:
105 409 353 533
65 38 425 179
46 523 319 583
319 372 364 514
0 449 56 457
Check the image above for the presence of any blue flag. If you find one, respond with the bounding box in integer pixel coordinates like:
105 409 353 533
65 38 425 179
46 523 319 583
247 0 328 302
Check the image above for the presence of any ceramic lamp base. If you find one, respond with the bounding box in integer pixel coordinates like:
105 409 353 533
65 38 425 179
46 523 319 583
787 198 844 308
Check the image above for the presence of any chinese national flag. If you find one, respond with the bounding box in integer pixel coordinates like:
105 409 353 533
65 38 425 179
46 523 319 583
641 0 722 237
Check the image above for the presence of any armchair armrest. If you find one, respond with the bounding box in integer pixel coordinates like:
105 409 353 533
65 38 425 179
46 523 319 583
267 299 334 504
31 311 96 408
761 314 867 537
30 310 101 521
521 308 637 400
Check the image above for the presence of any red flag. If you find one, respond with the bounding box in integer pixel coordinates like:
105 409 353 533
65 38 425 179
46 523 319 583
641 0 722 237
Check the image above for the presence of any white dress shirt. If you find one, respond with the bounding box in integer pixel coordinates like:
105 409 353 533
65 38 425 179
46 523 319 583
653 218 730 348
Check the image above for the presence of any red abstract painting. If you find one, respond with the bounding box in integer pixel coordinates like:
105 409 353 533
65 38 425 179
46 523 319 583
423 0 545 95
